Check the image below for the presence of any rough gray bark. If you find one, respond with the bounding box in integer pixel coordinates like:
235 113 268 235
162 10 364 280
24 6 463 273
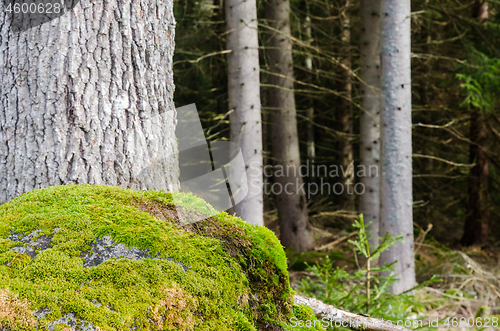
359 0 381 249
265 0 313 252
379 0 416 293
0 0 178 203
226 0 264 226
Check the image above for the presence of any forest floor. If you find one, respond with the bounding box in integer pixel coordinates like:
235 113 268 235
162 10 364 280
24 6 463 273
265 214 500 330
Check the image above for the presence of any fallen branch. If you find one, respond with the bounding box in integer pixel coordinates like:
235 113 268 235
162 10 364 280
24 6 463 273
315 231 356 252
294 295 411 331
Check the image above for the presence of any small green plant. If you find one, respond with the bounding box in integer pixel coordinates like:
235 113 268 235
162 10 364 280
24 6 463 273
298 215 440 330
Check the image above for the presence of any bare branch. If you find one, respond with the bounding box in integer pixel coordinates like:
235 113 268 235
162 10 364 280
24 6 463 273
294 295 412 331
412 154 474 168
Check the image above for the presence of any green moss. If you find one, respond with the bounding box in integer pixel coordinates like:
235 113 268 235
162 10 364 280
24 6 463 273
0 185 322 331
289 305 326 330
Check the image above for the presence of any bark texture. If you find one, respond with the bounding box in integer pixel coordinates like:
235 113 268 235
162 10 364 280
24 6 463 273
0 0 178 203
379 0 416 293
359 0 381 249
265 0 313 252
226 0 263 226
337 0 354 211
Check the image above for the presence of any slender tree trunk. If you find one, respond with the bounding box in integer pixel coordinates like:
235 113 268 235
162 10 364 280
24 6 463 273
379 0 416 293
305 15 315 164
338 0 354 211
304 7 317 200
462 109 489 246
265 0 313 252
0 0 178 203
226 0 264 226
359 0 381 249
262 77 271 215
461 0 490 247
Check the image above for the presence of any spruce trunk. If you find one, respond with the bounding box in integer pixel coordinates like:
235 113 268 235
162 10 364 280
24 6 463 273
379 0 416 293
0 0 178 203
462 110 489 246
265 0 313 252
226 0 264 226
338 1 354 212
359 0 382 249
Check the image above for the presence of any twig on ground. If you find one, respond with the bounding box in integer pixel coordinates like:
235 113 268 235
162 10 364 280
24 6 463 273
315 232 356 251
294 295 412 331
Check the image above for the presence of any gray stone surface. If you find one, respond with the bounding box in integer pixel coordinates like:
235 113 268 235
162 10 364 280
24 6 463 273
81 235 191 271
48 313 96 331
6 230 193 330
33 308 51 320
82 235 163 267
9 230 53 258
8 230 191 271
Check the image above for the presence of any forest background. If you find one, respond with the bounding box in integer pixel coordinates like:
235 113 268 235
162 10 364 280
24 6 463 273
0 0 499 328
173 0 500 325
174 0 500 254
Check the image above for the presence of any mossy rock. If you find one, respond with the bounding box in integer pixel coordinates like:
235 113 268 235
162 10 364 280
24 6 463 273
0 185 322 330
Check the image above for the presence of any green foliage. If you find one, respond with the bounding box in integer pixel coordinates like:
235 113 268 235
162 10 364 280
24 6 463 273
298 215 440 330
456 50 500 112
173 0 229 141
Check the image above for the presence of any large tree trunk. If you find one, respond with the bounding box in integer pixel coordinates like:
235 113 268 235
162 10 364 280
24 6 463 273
226 0 264 226
379 0 416 293
0 0 178 203
265 0 313 252
337 0 354 211
359 0 381 249
462 109 489 246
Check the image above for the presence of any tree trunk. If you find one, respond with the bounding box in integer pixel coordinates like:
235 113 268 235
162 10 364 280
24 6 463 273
0 0 178 203
462 112 489 247
461 0 490 247
226 0 264 226
265 0 313 252
379 0 416 293
337 0 354 211
305 15 315 164
304 8 317 201
359 0 381 249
